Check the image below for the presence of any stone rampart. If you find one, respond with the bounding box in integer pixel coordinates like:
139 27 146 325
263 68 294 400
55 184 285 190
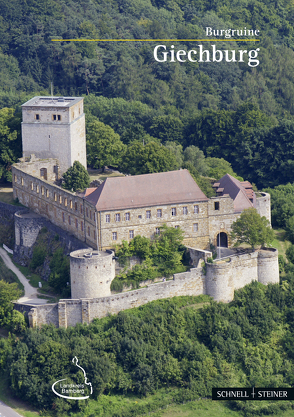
13 209 89 265
15 248 279 328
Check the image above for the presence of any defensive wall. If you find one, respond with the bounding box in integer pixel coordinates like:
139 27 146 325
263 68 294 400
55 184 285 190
17 247 279 328
13 209 88 267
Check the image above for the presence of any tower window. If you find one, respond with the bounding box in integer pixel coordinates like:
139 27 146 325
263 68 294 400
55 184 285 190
35 114 40 120
52 115 57 121
214 202 220 210
58 115 61 121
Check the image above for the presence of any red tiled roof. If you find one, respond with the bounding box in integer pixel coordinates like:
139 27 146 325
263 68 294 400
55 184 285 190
85 170 209 211
214 174 254 212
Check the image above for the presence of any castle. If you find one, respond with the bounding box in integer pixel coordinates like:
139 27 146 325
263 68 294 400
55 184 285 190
11 96 279 328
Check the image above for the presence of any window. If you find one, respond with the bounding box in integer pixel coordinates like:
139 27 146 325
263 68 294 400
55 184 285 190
35 114 39 120
41 186 44 195
93 212 96 221
138 215 142 219
80 205 83 214
70 200 73 209
59 195 62 204
87 227 90 236
106 214 110 223
183 206 188 215
54 192 57 201
46 189 49 198
81 221 84 231
155 227 160 235
214 202 220 210
21 177 24 186
36 185 39 193
90 211 92 220
75 219 78 229
94 230 96 240
86 207 88 217
14 174 16 182
40 168 47 180
75 202 78 211
58 115 61 121
146 210 151 219
68 216 71 225
175 225 179 229
125 212 130 221
115 213 120 222
194 205 199 214
171 208 176 216
62 212 65 222
53 114 57 121
112 232 117 240
31 182 34 191
129 230 134 239
193 223 198 232
64 198 67 207
157 209 162 218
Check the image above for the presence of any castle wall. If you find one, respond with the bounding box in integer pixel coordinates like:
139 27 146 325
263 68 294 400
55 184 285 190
20 249 279 328
85 200 211 250
207 196 238 247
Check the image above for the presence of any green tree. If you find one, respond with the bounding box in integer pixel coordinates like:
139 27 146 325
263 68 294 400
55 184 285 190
0 280 22 329
183 145 209 176
62 161 90 192
121 141 177 175
86 119 126 169
286 245 294 264
230 208 274 250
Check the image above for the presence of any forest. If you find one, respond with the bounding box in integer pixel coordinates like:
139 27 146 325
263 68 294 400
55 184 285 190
1 0 294 189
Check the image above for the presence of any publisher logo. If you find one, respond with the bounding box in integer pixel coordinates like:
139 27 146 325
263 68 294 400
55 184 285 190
52 356 92 400
212 387 294 401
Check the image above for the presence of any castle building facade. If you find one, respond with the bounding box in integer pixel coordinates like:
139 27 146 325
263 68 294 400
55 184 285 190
12 96 271 251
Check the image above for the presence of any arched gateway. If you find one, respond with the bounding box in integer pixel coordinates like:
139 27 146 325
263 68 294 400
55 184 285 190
216 232 228 248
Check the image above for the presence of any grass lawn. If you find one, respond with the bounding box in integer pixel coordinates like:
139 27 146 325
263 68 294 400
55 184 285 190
87 168 125 182
272 228 291 259
0 186 23 206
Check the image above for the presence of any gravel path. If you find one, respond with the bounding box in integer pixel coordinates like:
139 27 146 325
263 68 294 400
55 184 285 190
0 247 48 305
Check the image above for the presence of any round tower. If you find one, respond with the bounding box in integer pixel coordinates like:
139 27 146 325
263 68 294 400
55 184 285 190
70 249 115 299
206 261 234 302
257 248 279 285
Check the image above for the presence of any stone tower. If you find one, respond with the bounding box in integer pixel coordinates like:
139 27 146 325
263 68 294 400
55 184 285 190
70 249 115 299
21 96 86 175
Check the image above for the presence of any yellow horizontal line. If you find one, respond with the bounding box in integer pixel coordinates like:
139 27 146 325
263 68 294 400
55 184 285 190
51 39 260 42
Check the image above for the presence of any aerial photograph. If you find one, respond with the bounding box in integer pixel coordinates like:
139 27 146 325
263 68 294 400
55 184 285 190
0 0 294 416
